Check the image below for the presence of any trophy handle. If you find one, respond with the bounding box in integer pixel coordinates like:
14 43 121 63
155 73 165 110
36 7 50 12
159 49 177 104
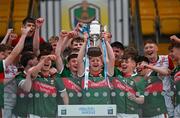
104 25 107 32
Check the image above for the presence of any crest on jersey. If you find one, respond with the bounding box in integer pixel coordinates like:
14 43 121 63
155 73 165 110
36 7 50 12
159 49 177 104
69 0 100 29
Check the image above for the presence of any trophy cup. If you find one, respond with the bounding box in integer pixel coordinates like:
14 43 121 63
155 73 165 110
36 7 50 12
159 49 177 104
90 20 101 46
87 20 102 57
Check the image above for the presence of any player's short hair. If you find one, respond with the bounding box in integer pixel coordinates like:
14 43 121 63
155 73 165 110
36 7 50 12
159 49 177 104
22 17 35 25
111 41 124 50
144 39 157 46
135 55 149 64
71 37 84 45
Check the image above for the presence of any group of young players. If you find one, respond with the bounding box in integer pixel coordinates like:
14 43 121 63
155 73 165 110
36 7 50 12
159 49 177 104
0 17 179 118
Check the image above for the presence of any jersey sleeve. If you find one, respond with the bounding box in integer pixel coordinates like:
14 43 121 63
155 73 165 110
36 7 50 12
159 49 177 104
15 73 26 88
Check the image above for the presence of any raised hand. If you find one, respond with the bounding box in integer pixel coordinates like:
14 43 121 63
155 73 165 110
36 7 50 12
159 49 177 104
1 28 15 44
67 22 84 39
7 28 13 35
21 27 31 35
45 54 57 62
101 32 112 42
170 35 180 43
60 31 69 39
74 22 83 32
9 32 18 41
36 18 44 28
68 30 79 39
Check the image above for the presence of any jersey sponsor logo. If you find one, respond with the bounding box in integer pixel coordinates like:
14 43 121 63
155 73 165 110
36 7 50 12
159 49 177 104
62 77 81 92
81 79 109 89
32 81 56 95
145 82 163 93
174 71 180 83
112 78 136 95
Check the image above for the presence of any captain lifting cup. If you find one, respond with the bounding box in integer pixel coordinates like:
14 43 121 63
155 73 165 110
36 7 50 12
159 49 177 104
77 20 111 90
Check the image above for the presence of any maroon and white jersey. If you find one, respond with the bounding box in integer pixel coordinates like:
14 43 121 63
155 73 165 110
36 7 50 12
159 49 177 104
150 55 174 91
150 55 174 69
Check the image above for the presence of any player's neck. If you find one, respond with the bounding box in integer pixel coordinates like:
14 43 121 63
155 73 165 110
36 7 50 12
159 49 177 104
41 70 50 78
123 72 133 78
90 70 102 77
71 71 77 77
149 55 158 63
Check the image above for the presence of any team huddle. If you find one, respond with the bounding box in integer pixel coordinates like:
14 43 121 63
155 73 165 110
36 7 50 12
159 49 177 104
0 17 180 118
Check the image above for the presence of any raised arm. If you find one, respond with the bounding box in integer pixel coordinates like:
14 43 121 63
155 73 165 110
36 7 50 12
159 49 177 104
20 56 46 92
61 31 73 51
1 29 13 44
60 30 77 52
77 33 88 77
55 32 67 72
103 32 115 76
33 18 44 56
145 64 171 76
5 27 30 67
62 23 83 49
